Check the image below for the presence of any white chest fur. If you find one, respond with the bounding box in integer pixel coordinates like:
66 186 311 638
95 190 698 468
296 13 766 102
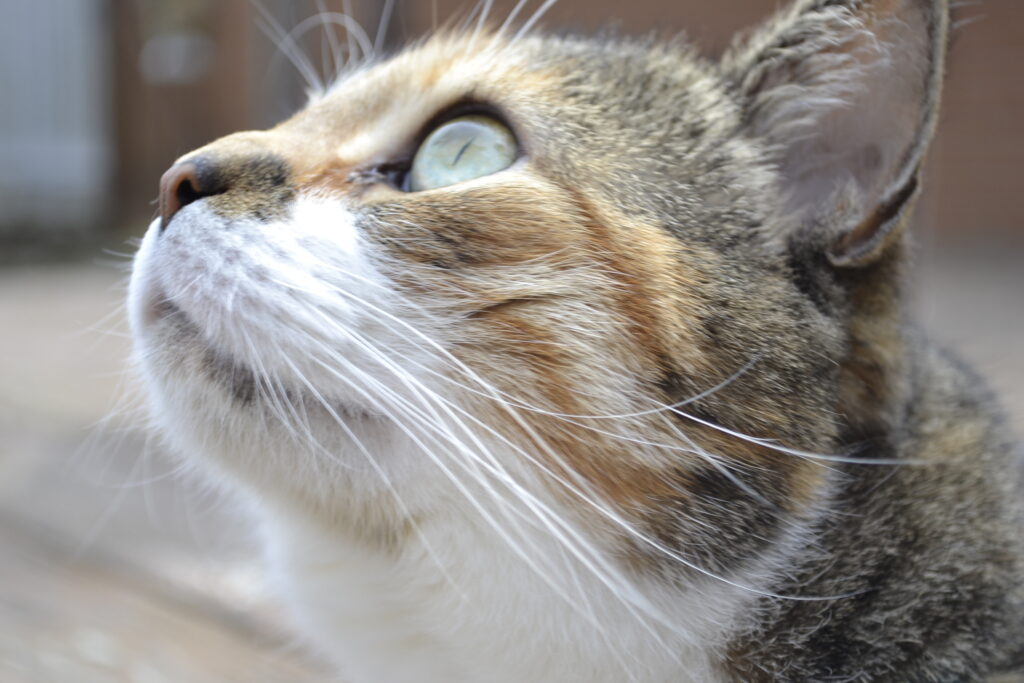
260 505 734 683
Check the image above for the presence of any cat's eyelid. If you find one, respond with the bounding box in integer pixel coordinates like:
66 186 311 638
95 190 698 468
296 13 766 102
367 99 523 193
411 98 520 151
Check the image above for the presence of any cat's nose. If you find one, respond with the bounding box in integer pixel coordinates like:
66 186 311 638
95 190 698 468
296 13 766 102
159 158 225 232
158 149 291 233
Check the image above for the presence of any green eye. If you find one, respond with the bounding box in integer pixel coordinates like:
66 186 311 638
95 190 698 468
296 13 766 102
408 115 517 192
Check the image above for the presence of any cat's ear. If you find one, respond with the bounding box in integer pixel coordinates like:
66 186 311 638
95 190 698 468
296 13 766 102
723 0 949 267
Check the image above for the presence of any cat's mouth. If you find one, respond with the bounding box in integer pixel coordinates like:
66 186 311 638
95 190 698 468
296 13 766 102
143 293 257 403
146 294 382 420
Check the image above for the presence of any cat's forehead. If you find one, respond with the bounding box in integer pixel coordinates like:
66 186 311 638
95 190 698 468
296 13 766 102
282 34 549 162
277 32 715 167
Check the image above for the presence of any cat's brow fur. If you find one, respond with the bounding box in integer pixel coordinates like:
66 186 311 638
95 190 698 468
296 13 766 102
128 0 1024 680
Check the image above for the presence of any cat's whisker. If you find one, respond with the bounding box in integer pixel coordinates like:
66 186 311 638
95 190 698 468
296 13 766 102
342 0 357 57
667 407 917 466
99 247 138 261
311 291 870 602
274 350 473 603
496 0 531 37
466 0 496 49
239 326 327 456
262 261 872 508
512 0 561 44
291 313 687 653
356 309 890 470
323 12 374 66
374 0 396 54
290 270 849 476
289 293 840 613
313 0 344 79
266 259 740 418
654 412 781 505
267 12 375 95
502 357 762 421
252 1 326 95
302 347 622 636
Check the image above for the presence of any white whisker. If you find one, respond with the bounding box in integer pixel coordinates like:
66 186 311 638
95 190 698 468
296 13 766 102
314 0 344 79
513 0 561 44
287 311 679 655
297 283 859 602
374 0 396 54
252 1 325 94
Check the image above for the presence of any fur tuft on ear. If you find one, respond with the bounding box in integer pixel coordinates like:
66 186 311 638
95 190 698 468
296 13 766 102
722 0 949 267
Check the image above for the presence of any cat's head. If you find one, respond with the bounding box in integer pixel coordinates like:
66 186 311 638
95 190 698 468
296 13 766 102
129 0 947 573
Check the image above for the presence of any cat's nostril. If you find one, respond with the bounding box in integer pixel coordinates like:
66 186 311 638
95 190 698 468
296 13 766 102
159 159 222 232
157 150 289 233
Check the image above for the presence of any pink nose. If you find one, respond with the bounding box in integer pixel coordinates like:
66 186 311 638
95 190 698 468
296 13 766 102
157 152 290 232
159 161 202 231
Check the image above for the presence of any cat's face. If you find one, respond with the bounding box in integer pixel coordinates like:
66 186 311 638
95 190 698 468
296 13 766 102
130 0 943 579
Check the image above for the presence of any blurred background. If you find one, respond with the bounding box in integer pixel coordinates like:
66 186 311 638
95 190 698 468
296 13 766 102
1 1 1020 680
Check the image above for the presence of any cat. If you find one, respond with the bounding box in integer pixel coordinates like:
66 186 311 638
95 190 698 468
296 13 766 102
127 0 1024 680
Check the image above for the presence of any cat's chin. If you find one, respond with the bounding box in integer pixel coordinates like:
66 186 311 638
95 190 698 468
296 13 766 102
136 318 419 505
133 281 446 515
142 300 385 423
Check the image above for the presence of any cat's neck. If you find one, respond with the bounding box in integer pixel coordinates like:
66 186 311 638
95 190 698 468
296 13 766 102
256 478 736 683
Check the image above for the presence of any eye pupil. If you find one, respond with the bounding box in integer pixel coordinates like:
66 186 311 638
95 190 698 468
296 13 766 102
408 115 517 192
451 138 476 167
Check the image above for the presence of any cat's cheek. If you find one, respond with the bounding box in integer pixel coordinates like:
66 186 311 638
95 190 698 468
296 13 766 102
126 217 166 335
133 199 360 373
128 196 456 452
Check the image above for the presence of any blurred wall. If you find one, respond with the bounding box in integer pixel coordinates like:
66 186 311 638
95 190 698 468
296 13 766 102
0 1 112 247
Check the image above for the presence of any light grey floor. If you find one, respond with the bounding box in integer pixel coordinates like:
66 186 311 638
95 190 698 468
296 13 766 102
0 241 1021 681
0 264 331 682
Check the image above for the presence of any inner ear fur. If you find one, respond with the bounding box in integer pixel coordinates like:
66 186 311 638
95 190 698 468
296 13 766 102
723 0 949 267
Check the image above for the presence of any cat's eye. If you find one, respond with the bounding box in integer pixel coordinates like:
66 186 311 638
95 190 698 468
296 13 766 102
408 115 517 192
